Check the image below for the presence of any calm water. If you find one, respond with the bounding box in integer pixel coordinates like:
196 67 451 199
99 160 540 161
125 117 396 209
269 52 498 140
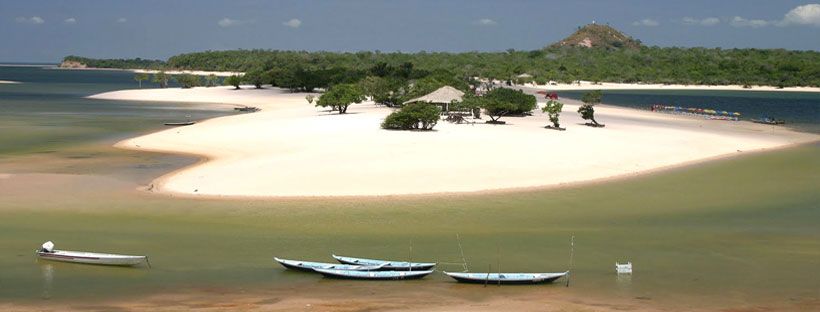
1 67 819 310
557 90 820 133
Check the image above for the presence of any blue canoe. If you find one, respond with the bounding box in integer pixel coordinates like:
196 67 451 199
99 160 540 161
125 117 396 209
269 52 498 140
443 271 568 285
274 257 386 272
313 268 435 280
332 254 436 271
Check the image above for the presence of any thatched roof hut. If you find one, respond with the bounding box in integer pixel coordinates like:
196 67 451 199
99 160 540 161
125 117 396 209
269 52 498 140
403 86 464 111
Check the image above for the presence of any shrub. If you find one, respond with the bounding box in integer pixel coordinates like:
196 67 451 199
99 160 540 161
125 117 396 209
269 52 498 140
381 102 441 130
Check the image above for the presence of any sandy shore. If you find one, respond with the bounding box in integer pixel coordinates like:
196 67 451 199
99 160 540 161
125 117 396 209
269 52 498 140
48 66 242 77
525 81 820 92
0 80 20 84
90 86 819 197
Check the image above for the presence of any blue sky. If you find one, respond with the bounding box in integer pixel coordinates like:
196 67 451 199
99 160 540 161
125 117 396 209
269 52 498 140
2 0 820 62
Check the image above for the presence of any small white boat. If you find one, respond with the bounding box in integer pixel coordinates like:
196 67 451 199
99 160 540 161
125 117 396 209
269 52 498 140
616 262 632 274
313 268 435 280
35 241 148 266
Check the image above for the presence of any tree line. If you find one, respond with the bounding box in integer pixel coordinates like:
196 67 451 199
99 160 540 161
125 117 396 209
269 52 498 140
69 46 820 88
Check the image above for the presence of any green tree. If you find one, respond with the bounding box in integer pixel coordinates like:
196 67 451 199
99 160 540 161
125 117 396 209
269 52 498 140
481 88 537 122
381 102 441 130
305 95 315 104
316 84 365 114
244 69 265 89
134 74 149 88
542 99 564 129
204 74 219 87
578 90 603 126
151 72 171 88
173 73 201 88
224 75 242 89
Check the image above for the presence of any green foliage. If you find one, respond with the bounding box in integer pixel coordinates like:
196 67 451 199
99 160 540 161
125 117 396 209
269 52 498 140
542 100 564 128
63 56 165 69
357 76 409 107
381 102 441 130
151 72 171 88
581 90 602 105
204 74 219 87
173 73 201 88
483 87 537 120
305 95 315 104
316 84 365 114
224 75 242 89
244 69 265 89
133 74 149 88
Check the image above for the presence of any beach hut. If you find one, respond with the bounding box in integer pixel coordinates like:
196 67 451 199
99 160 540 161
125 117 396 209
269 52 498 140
403 85 465 112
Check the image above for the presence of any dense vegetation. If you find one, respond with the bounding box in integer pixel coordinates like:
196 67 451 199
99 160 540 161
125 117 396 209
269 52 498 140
63 55 165 69
63 24 820 88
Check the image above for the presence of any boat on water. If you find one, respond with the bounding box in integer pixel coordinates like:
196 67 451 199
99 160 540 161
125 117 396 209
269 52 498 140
234 106 260 112
313 268 435 280
164 121 196 126
442 271 568 285
332 254 437 271
274 257 387 272
752 116 786 125
35 241 148 266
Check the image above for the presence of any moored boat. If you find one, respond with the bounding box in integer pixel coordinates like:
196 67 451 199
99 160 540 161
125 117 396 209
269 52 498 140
332 254 436 271
35 241 148 266
164 121 196 126
313 268 435 280
274 257 387 272
442 271 567 285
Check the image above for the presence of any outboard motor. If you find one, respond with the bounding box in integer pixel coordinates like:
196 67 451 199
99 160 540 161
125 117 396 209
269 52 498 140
41 241 54 253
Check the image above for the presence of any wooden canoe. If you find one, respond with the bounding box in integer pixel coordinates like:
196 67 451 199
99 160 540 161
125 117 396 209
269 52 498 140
36 249 147 266
274 257 386 272
332 254 436 271
443 271 567 285
313 268 434 280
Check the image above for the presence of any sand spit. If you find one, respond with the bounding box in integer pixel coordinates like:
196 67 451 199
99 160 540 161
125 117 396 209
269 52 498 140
90 86 819 197
0 80 20 84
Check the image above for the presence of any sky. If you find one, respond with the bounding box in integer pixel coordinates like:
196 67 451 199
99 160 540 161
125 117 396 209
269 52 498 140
2 0 820 63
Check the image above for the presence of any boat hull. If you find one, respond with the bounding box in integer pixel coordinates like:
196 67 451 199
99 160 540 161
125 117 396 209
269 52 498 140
443 272 567 285
313 268 434 280
332 254 436 271
274 257 384 272
36 250 146 266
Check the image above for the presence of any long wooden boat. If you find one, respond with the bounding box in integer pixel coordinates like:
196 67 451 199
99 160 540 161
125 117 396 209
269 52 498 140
36 249 147 266
274 257 386 272
442 271 568 285
164 121 196 126
313 268 434 280
332 254 436 271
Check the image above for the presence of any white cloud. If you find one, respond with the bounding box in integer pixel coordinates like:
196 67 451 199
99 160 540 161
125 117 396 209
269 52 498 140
117 17 127 23
282 18 301 28
632 18 659 26
681 17 720 26
15 16 45 24
64 17 76 24
782 3 820 26
218 18 239 27
730 16 773 28
474 18 497 26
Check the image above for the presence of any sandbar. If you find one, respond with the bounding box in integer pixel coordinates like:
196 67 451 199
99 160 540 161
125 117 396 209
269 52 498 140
90 86 820 197
0 80 20 84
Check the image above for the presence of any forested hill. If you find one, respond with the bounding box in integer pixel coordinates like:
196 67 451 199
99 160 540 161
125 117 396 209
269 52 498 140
548 24 643 50
60 25 820 88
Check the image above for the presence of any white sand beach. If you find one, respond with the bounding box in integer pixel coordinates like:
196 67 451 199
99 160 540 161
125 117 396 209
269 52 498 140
0 80 20 84
526 81 820 92
90 86 819 197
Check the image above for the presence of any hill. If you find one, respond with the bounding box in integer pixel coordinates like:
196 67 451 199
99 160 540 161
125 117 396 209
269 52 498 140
548 24 643 50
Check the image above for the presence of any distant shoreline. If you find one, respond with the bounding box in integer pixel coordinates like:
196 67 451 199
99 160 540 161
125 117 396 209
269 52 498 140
49 66 242 77
523 80 820 93
0 80 21 84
